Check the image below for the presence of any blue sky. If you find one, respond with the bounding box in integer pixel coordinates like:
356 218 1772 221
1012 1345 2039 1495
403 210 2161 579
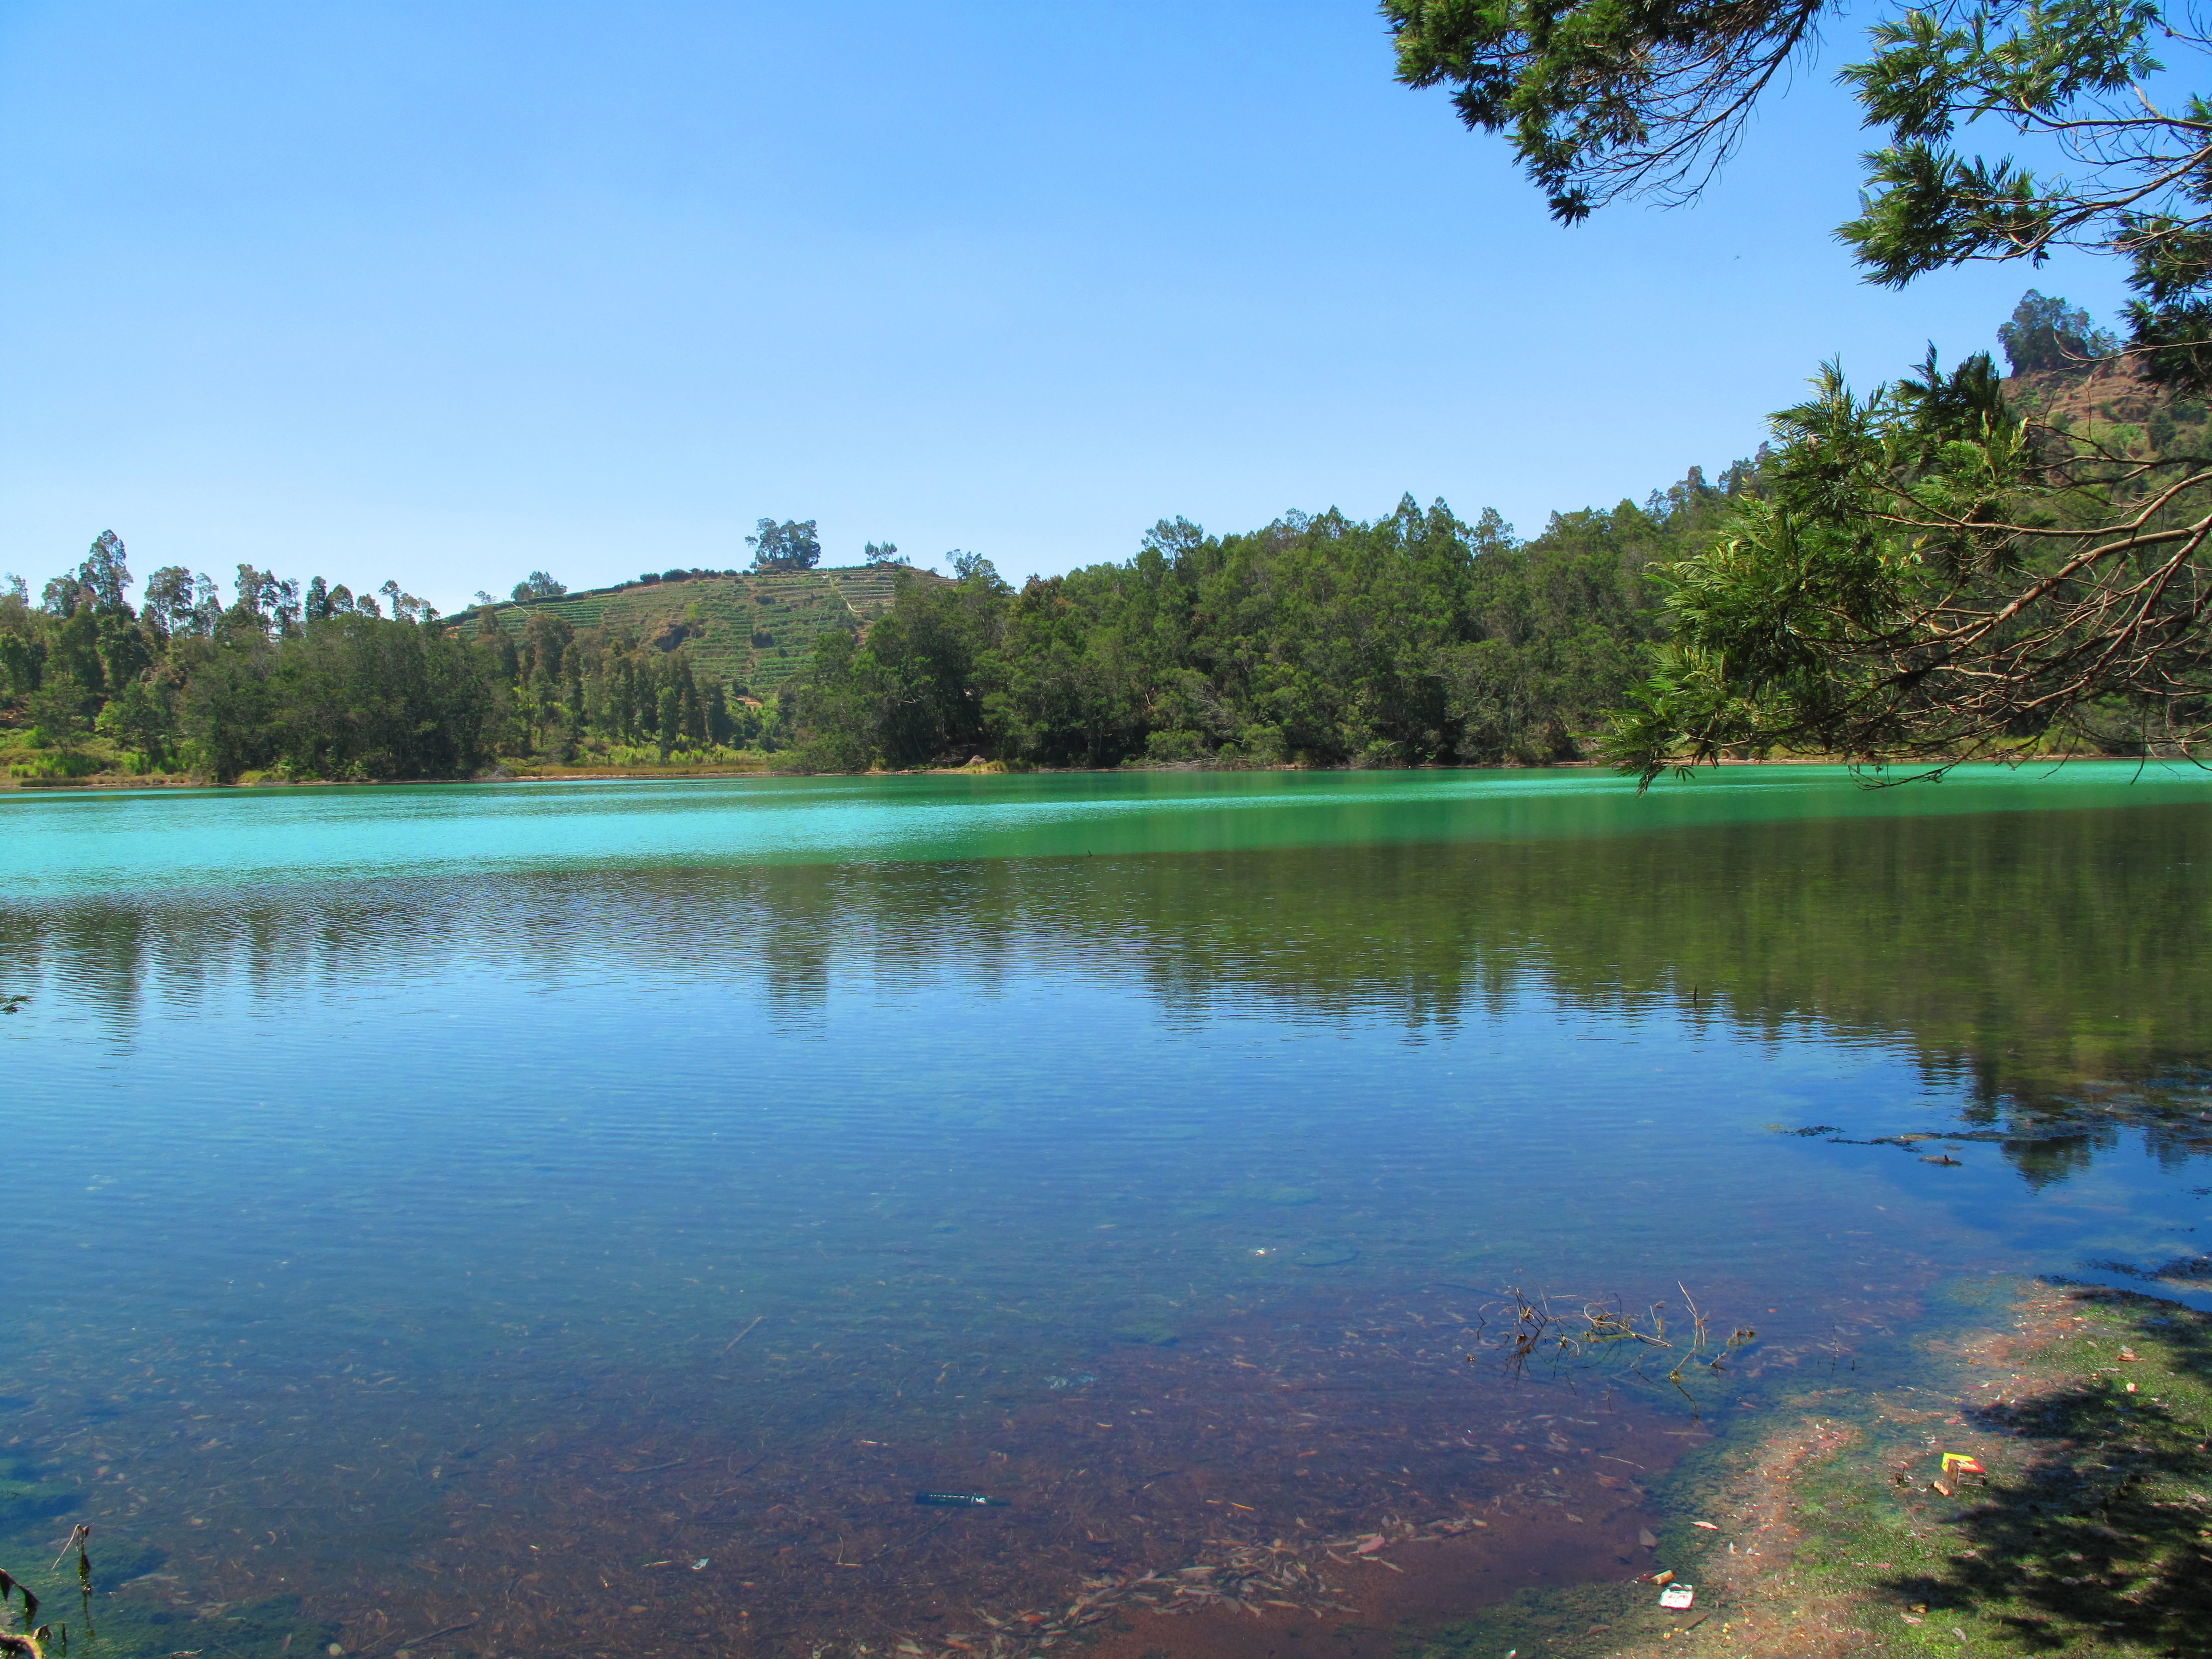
0 1 2130 610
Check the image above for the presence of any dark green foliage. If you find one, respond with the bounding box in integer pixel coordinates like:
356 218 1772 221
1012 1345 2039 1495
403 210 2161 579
0 544 789 781
94 673 177 768
1388 0 2212 392
510 570 567 602
787 485 1736 771
2122 218 2212 390
23 671 91 751
255 615 501 780
74 530 131 613
1385 0 1828 223
1605 343 2212 777
1999 290 2120 375
747 517 822 571
141 565 224 637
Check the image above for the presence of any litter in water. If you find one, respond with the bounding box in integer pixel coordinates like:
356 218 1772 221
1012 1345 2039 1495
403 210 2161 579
914 1492 1009 1508
1658 1583 1695 1610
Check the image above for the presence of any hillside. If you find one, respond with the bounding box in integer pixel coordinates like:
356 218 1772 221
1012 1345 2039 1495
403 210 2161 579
457 564 936 695
2002 355 2211 459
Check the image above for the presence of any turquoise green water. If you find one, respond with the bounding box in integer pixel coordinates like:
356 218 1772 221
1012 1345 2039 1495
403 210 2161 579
2 764 2208 1659
11 760 2208 896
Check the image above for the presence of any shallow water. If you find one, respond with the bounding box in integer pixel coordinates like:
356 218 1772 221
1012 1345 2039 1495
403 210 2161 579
3 764 2209 1658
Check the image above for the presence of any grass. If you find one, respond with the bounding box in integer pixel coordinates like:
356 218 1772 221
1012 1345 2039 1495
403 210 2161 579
0 731 190 789
0 727 800 792
1398 1279 2212 1658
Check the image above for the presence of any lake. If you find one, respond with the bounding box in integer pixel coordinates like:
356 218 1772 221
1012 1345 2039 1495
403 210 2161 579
3 764 2209 1659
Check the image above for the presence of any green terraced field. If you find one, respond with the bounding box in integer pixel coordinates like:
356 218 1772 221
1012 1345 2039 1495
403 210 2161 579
458 564 928 694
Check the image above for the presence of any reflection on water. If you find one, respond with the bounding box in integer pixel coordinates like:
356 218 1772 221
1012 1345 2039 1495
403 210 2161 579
1 765 2208 1658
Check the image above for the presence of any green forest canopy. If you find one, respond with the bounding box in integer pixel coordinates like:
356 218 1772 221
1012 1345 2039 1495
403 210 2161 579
4 294 2187 784
1387 0 2212 769
0 466 1754 781
0 549 790 783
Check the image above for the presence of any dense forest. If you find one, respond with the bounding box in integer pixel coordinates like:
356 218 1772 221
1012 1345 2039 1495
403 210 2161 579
5 293 2185 785
0 471 1745 784
791 478 1747 771
0 546 793 784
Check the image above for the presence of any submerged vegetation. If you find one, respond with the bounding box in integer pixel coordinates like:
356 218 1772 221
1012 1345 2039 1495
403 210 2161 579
1471 1286 1759 1404
1397 1281 2212 1658
1 1524 93 1659
5 762 2207 1656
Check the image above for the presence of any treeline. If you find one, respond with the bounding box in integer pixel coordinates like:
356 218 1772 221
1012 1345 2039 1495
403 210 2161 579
0 469 1753 783
0 535 783 783
791 474 1751 770
470 606 784 760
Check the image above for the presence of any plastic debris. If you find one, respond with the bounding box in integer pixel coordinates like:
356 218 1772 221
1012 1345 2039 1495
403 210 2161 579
1658 1583 1695 1610
1351 1535 1386 1556
690 1558 710 1571
1940 1454 1984 1477
1691 1521 1719 1531
914 1491 1009 1507
1649 1570 1676 1586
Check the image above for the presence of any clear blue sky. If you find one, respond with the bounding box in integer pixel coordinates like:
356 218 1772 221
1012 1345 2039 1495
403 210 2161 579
0 1 2129 610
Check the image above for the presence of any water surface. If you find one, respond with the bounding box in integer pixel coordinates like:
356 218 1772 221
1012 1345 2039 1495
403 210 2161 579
4 765 2209 1658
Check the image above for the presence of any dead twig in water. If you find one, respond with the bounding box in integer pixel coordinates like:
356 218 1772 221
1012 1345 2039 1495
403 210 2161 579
722 1316 765 1354
1464 1285 1757 1413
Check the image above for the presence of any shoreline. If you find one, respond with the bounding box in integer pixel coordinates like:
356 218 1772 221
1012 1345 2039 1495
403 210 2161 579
0 751 2166 797
1062 1277 2212 1659
1395 1278 2212 1659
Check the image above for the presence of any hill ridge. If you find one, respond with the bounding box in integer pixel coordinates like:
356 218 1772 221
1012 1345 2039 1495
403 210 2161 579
457 563 941 694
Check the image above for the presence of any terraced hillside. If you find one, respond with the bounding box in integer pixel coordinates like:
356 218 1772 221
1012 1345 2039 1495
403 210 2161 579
457 564 930 694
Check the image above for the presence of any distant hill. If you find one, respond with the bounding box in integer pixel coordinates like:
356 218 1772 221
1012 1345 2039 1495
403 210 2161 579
2002 355 2210 461
455 564 939 695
